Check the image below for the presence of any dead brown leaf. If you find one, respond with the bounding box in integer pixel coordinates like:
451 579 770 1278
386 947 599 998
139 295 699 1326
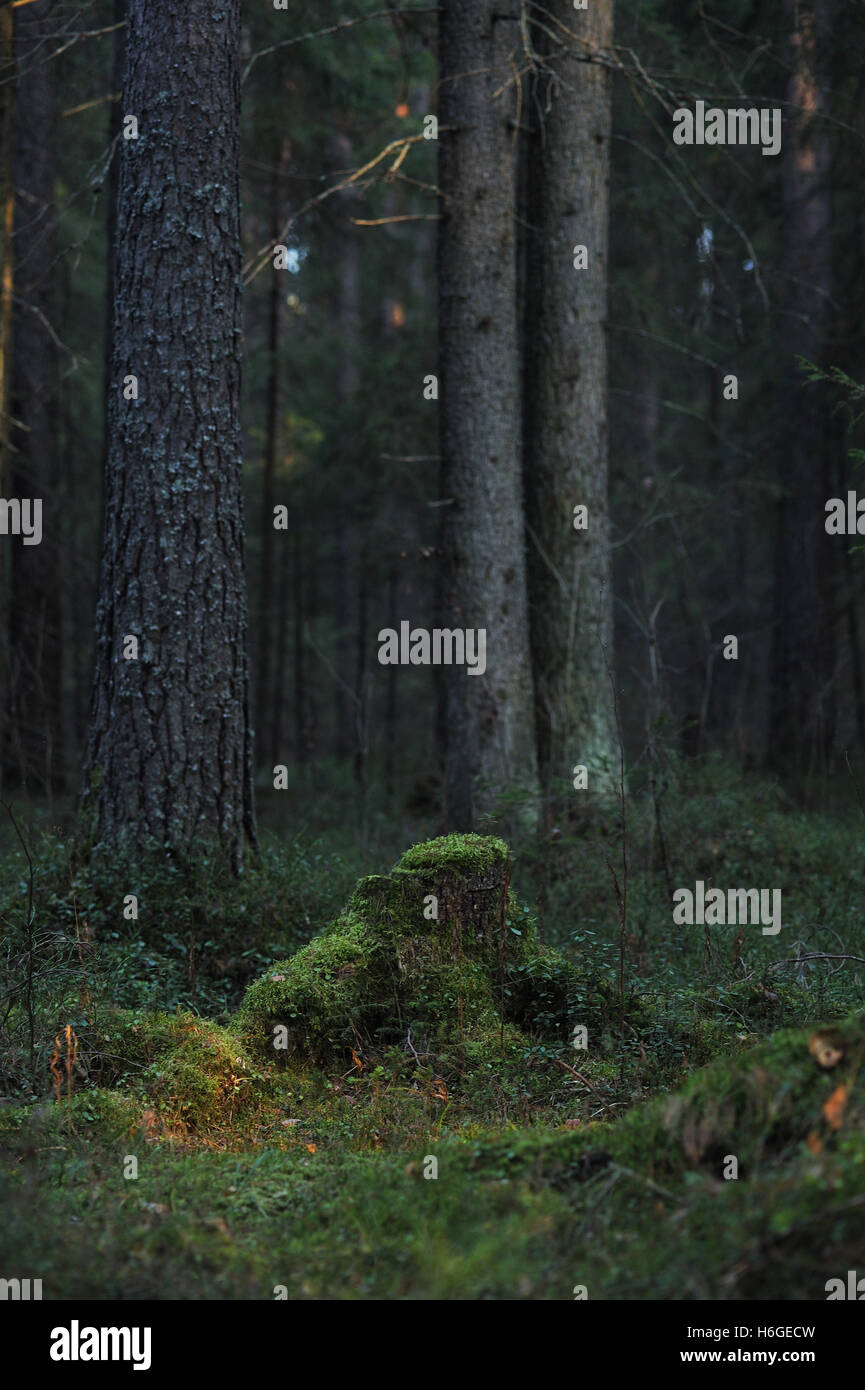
823 1084 848 1131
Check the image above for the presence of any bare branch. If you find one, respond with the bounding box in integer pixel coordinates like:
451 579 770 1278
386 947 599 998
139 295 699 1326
242 7 441 86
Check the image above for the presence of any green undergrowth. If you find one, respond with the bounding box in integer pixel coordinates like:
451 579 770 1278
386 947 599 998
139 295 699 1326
1 1012 862 1299
531 757 865 1021
0 824 363 1046
2 795 865 1299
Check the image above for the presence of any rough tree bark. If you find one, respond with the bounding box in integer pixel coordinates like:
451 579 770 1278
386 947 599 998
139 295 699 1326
101 0 125 477
332 133 363 766
4 0 62 793
438 0 538 829
257 146 284 770
0 2 14 782
291 526 306 771
523 0 617 812
83 0 257 869
770 0 834 774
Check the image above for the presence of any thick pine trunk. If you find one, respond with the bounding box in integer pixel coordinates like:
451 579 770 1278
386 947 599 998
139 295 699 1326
523 0 617 810
5 0 62 793
770 0 834 774
83 0 256 869
438 0 538 829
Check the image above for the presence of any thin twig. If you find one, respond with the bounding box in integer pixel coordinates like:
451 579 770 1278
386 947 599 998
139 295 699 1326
242 7 441 85
554 1057 604 1100
350 213 439 226
2 802 35 1072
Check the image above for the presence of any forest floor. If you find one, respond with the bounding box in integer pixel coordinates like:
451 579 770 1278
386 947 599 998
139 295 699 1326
1 759 864 1299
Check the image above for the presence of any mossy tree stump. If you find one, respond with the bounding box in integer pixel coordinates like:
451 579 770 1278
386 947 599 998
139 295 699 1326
353 833 513 967
236 834 544 1067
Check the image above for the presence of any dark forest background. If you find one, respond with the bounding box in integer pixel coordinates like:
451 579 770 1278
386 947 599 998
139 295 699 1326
3 0 865 1307
2 0 864 852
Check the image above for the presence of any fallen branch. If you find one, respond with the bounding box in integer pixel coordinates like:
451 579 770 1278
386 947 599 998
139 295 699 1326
555 1057 605 1100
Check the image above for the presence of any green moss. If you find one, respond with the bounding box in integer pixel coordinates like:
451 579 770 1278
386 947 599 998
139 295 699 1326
7 777 865 1299
345 872 428 942
77 1006 203 1087
396 832 509 875
451 1014 865 1188
139 1017 266 1132
55 1005 286 1137
233 922 387 1062
618 1016 865 1177
4 1007 865 1299
1 1089 145 1153
234 834 557 1069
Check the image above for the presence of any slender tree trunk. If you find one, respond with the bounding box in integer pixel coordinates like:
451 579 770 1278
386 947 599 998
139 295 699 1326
257 149 282 769
438 0 538 829
83 0 256 869
5 0 61 794
332 133 362 764
523 0 617 813
272 515 288 763
844 538 865 747
302 531 318 759
354 568 370 846
384 563 398 801
770 0 834 773
291 526 306 773
0 2 14 791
